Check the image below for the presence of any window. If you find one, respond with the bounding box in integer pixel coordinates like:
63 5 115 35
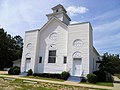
48 50 56 63
39 57 42 63
63 56 67 64
26 58 31 60
56 9 58 12
73 58 81 60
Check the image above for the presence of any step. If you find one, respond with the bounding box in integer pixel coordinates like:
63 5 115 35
19 72 28 76
67 76 83 82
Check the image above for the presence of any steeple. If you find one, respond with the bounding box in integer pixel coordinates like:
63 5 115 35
52 4 67 13
46 4 71 25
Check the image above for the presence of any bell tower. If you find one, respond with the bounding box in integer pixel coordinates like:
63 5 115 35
46 4 71 25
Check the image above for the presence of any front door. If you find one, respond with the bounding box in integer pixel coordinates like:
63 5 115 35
25 59 31 72
73 58 82 76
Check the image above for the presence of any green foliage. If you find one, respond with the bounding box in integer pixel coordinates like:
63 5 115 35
81 77 87 82
99 52 120 75
93 70 113 82
8 66 20 75
0 28 23 69
33 71 70 80
33 73 61 79
61 71 70 80
27 69 33 76
87 74 97 84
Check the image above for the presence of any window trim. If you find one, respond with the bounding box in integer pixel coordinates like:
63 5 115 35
26 58 31 60
48 50 56 63
39 57 42 63
63 56 67 64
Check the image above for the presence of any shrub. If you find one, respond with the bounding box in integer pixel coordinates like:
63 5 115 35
33 71 70 80
61 71 70 80
81 77 87 82
27 69 33 76
8 66 20 75
93 70 106 82
93 70 113 82
33 73 62 79
87 74 97 83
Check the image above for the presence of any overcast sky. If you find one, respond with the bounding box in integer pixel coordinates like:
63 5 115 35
0 0 120 55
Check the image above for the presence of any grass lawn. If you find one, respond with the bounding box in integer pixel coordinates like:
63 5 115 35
24 75 65 82
0 78 89 90
0 78 52 90
96 82 113 87
80 82 113 87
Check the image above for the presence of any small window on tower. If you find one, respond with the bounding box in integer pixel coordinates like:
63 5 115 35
39 57 42 63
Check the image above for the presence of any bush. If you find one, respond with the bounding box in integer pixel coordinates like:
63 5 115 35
61 71 70 80
93 70 113 82
87 74 97 83
33 71 70 80
27 69 33 76
81 77 87 82
33 73 62 79
8 66 20 75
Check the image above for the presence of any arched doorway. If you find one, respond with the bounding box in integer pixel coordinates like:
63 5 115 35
25 53 31 72
72 51 82 76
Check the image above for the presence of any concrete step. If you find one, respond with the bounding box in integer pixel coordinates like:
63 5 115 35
67 76 82 82
19 72 28 76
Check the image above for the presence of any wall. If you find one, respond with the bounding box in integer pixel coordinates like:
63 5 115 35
92 47 99 72
63 15 70 25
89 24 93 73
36 18 68 74
67 23 90 76
21 30 39 73
89 24 99 73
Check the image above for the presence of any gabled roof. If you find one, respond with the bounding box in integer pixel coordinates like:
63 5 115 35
25 16 68 33
46 11 71 21
93 46 100 56
39 16 68 32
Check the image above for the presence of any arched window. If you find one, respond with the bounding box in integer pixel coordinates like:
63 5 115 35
73 39 83 48
27 43 32 50
48 44 57 50
25 53 31 60
73 51 81 58
48 44 57 63
49 32 57 42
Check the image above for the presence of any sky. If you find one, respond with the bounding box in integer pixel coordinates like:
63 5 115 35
0 0 120 55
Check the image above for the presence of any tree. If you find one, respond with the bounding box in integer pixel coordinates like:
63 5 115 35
0 28 23 69
99 52 120 75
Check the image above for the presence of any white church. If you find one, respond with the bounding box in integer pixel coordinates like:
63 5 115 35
21 4 99 77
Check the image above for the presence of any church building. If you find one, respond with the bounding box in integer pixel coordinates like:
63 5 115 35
21 4 99 77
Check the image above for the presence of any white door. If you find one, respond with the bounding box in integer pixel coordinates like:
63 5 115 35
25 60 31 72
73 58 82 76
